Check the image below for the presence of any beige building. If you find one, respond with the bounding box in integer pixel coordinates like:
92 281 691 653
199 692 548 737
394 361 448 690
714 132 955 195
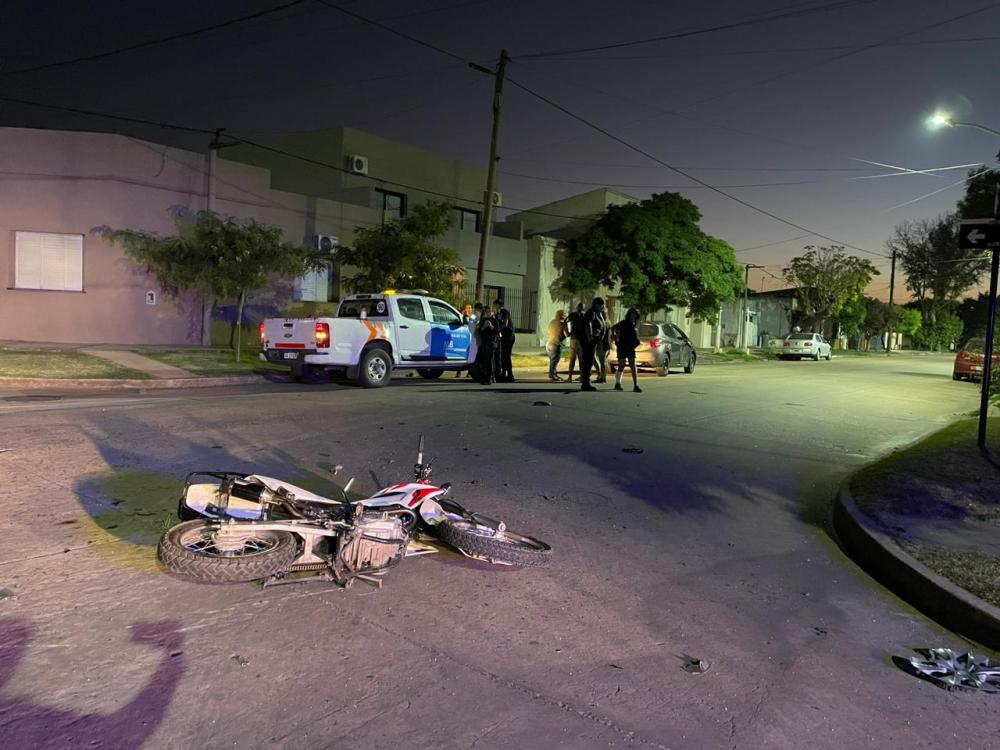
0 125 734 348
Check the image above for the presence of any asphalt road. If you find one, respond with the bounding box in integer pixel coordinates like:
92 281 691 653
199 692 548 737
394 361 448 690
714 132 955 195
0 354 996 749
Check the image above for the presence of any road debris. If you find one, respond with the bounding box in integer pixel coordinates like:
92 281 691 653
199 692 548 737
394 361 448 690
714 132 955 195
894 648 1000 693
231 654 249 668
533 401 552 407
678 653 710 674
0 588 17 601
622 446 644 454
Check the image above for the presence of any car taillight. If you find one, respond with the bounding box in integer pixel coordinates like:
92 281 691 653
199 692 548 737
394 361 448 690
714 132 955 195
650 337 662 348
783 341 790 347
804 341 812 347
315 322 330 349
259 322 266 346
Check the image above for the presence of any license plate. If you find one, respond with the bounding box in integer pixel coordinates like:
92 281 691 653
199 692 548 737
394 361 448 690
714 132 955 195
283 352 298 360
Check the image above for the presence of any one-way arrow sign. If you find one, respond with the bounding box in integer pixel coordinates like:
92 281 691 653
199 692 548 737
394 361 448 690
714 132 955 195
959 220 1000 250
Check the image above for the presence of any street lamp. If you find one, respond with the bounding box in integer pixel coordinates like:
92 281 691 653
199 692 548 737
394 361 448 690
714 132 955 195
927 110 1000 137
929 109 1000 449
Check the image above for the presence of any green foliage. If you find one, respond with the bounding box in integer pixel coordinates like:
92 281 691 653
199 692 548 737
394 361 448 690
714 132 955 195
956 292 992 341
782 246 879 329
957 167 1000 220
911 309 961 351
834 295 867 342
336 201 463 300
98 210 318 303
563 192 743 321
98 210 318 359
896 307 922 337
886 214 988 323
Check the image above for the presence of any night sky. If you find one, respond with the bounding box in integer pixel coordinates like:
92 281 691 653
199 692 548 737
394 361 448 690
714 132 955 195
2 0 998 296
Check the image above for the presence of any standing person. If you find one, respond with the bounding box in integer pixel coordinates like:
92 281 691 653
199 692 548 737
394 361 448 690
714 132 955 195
497 307 516 382
456 302 477 378
566 302 585 382
546 310 569 382
594 306 612 383
475 307 499 385
576 297 606 392
613 307 642 393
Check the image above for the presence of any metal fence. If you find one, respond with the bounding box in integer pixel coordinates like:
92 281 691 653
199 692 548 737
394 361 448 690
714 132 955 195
460 283 536 332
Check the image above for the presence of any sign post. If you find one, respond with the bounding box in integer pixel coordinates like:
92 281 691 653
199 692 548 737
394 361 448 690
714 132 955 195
960 220 1000 449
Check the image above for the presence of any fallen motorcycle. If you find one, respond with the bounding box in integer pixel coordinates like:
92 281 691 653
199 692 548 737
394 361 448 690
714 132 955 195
157 436 550 587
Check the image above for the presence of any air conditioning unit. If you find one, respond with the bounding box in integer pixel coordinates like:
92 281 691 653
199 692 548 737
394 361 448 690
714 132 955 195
314 234 338 253
491 191 502 207
348 155 369 175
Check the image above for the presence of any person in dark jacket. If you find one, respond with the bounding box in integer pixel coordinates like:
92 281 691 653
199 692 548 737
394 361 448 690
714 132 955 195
612 307 642 392
576 297 606 392
497 307 515 382
475 307 499 385
566 302 585 382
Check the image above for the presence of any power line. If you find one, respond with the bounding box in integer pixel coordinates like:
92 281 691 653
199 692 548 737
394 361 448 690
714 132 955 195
0 0 313 77
514 0 866 59
735 234 814 253
505 77 891 258
499 170 824 189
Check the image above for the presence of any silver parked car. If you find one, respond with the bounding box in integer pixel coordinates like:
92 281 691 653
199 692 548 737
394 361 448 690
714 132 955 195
632 322 697 375
780 332 832 361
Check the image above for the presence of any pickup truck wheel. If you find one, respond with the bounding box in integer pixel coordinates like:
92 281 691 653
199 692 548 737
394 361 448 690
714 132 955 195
358 348 392 388
417 368 444 379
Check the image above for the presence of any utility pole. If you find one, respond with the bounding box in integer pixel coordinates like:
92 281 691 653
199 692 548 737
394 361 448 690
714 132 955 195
741 264 761 352
977 183 1000 449
885 249 896 356
474 49 510 304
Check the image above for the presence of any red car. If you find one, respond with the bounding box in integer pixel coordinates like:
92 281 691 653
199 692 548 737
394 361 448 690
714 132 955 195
953 338 1000 381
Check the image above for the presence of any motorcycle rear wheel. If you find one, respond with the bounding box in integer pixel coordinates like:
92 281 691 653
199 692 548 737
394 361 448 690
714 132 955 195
158 520 297 583
437 518 551 567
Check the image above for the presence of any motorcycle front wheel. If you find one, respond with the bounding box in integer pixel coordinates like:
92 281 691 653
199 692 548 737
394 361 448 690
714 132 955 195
158 520 297 583
436 518 551 567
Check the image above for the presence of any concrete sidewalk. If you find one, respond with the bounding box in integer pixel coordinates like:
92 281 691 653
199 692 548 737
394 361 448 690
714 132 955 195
83 349 196 379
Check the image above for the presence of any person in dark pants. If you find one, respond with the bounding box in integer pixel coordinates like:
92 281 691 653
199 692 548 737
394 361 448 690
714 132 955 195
546 309 568 381
475 308 499 385
613 307 642 393
497 307 515 382
566 302 585 382
576 297 606 392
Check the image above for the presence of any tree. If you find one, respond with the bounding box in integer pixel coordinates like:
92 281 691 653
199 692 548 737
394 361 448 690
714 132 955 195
957 166 1000 220
896 308 922 341
336 201 463 301
562 192 743 321
99 210 319 360
885 213 988 333
956 292 992 342
782 246 879 331
834 296 867 347
911 308 962 351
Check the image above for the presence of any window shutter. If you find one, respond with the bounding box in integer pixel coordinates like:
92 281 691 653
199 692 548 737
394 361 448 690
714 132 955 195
15 232 83 291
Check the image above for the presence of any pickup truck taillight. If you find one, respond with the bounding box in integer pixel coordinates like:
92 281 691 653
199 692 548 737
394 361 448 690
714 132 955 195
259 322 266 346
315 322 330 349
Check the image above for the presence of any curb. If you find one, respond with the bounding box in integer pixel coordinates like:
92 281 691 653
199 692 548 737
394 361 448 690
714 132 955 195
0 375 268 390
833 480 1000 650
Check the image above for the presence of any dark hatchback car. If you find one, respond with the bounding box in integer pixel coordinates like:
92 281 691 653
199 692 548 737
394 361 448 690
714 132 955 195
615 322 697 376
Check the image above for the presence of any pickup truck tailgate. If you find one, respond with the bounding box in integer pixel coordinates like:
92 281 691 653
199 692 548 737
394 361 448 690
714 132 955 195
263 318 321 354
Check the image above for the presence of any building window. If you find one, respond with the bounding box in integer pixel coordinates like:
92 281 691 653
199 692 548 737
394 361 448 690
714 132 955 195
14 231 84 291
375 189 406 223
454 207 481 232
293 266 330 302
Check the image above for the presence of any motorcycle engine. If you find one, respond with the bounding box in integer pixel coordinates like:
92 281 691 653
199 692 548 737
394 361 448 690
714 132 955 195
333 511 410 583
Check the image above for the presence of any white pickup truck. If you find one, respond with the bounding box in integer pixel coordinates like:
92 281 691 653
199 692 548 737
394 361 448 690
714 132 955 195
260 292 477 387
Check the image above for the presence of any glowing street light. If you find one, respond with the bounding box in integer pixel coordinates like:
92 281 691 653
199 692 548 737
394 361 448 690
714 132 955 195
926 110 1000 137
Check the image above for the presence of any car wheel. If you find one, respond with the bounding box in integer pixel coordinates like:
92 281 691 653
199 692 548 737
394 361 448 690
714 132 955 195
684 350 696 374
658 353 671 377
813 351 820 361
825 350 832 361
953 370 962 381
357 347 392 388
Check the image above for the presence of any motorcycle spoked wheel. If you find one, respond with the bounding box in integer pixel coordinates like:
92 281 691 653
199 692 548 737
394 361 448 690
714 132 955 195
158 520 298 583
435 517 551 567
